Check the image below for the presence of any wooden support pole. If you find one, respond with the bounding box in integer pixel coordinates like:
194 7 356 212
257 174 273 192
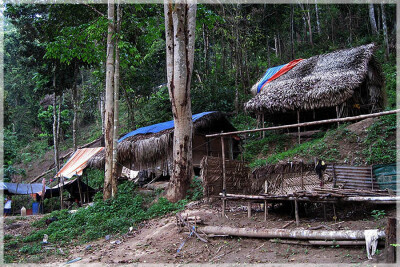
264 200 268 221
300 161 304 190
294 198 300 226
262 113 265 138
221 136 226 195
77 176 83 206
222 198 226 218
206 109 400 138
385 217 397 263
221 136 226 218
228 137 233 160
332 164 337 188
59 177 64 210
297 110 300 144
248 201 252 218
336 105 340 128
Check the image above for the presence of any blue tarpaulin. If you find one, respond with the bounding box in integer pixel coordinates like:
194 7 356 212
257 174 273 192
257 64 286 93
119 111 215 142
0 182 49 195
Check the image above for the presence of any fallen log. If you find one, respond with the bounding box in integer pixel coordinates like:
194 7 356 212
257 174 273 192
199 226 385 240
270 239 385 246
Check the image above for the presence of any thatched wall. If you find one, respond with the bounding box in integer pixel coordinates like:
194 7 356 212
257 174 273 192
88 112 238 174
245 43 384 115
200 156 251 197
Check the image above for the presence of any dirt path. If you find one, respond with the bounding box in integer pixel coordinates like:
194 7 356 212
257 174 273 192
54 202 391 265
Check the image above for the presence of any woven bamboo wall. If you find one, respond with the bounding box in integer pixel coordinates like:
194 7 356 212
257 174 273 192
200 156 251 197
252 162 337 195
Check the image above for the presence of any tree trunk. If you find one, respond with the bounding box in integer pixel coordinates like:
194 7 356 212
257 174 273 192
103 0 115 200
315 2 321 35
381 4 389 60
52 94 59 171
290 6 295 60
234 4 240 114
200 226 385 241
164 0 196 202
72 62 79 152
52 66 60 171
111 3 121 196
369 4 378 35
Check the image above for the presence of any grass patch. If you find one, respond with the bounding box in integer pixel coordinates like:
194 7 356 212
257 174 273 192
24 180 197 245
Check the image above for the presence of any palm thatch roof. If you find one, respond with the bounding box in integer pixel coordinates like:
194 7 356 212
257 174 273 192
245 43 384 114
87 111 236 172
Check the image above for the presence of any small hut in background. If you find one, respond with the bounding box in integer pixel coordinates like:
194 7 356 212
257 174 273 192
245 43 385 127
88 111 240 178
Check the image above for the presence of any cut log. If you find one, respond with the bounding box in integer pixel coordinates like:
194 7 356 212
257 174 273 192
200 226 385 240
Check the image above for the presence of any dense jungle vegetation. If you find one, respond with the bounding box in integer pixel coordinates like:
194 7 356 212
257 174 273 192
4 3 397 180
2 3 397 263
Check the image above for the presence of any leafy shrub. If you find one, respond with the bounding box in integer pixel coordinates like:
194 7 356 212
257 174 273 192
19 244 42 255
25 181 187 244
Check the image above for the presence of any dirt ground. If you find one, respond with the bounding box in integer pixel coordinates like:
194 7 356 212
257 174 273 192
5 200 395 265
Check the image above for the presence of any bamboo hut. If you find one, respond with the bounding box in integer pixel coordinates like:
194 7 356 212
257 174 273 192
88 111 240 177
245 43 385 126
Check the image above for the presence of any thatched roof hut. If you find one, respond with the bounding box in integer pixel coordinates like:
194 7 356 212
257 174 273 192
88 111 239 175
245 44 385 123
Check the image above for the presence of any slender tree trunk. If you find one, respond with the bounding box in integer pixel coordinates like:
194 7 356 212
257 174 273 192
315 2 321 35
72 62 79 152
381 4 389 60
369 4 378 35
53 94 59 171
234 4 240 114
103 0 115 200
290 6 295 60
164 0 196 202
306 6 313 46
111 3 121 196
52 66 60 171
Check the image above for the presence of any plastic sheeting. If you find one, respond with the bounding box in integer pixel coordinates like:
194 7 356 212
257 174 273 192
257 59 303 93
0 182 49 195
119 111 215 142
373 163 398 191
55 147 104 178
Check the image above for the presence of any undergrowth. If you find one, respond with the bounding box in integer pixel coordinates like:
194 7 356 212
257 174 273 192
23 178 203 247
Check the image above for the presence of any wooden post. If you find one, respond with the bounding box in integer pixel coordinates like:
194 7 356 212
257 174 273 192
86 175 90 203
59 177 64 210
262 113 265 138
77 176 83 205
206 137 210 156
294 198 299 226
332 164 337 188
300 161 304 190
336 106 340 128
228 137 233 160
264 200 268 221
247 201 252 218
221 136 226 217
297 110 300 144
385 217 396 263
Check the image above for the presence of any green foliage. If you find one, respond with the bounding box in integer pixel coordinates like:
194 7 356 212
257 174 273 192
19 244 42 255
363 115 397 165
25 182 187 245
4 234 14 240
186 176 204 201
371 210 386 220
243 133 290 163
85 169 105 190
